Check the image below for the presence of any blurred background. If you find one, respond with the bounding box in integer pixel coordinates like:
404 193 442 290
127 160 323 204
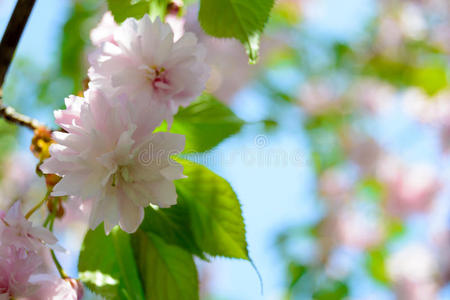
1 0 450 299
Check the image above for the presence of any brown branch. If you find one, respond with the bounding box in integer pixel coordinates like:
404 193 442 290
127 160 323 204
0 0 37 86
0 0 47 132
0 90 42 130
0 104 42 130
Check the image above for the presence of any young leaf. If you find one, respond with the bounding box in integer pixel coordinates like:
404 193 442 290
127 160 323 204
198 0 275 63
176 159 249 259
131 231 199 300
172 94 244 152
107 0 150 23
78 226 145 300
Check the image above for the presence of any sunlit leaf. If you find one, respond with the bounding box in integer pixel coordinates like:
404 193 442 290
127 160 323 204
172 94 244 153
78 226 145 300
176 159 249 259
131 231 199 300
198 0 275 63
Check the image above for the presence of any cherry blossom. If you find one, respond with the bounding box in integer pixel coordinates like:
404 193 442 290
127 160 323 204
88 15 209 126
335 208 385 250
90 11 118 47
376 156 440 216
387 244 439 300
41 89 185 234
0 246 41 298
27 275 80 300
0 202 62 252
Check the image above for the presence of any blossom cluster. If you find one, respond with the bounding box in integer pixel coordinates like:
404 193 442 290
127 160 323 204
41 14 209 233
0 202 81 299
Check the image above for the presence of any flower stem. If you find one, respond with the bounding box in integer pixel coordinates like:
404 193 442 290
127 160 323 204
51 249 68 279
25 188 52 219
47 210 68 279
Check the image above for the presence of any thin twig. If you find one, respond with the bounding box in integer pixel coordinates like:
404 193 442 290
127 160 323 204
0 101 42 130
0 0 37 86
25 187 52 219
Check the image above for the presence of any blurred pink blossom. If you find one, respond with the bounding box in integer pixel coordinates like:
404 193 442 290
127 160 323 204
387 244 439 300
350 79 396 115
403 88 450 152
376 156 440 216
298 81 345 116
318 168 352 205
340 130 383 175
335 208 385 250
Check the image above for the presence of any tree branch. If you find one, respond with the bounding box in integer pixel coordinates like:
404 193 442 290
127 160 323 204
0 0 37 86
0 100 42 131
0 0 46 131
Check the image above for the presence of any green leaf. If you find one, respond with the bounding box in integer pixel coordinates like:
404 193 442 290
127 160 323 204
198 0 275 63
78 226 145 300
131 231 199 300
172 94 244 152
110 228 146 300
139 205 206 259
78 226 121 299
107 0 150 23
175 159 249 259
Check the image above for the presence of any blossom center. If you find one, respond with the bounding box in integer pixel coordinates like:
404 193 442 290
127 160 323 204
141 65 170 92
111 165 134 187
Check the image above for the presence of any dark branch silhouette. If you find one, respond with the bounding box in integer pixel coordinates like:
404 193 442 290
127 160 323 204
0 0 45 131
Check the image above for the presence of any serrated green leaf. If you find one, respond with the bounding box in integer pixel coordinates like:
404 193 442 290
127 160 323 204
175 159 249 259
139 205 205 259
198 0 275 63
172 94 244 153
107 0 150 23
78 226 145 300
131 231 199 300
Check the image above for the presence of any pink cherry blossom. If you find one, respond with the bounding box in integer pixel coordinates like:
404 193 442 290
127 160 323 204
0 202 62 252
90 11 119 47
376 156 440 216
335 208 385 250
298 81 347 116
88 15 209 126
387 244 439 300
26 275 80 300
165 15 185 42
350 79 396 115
41 89 185 233
0 246 41 298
